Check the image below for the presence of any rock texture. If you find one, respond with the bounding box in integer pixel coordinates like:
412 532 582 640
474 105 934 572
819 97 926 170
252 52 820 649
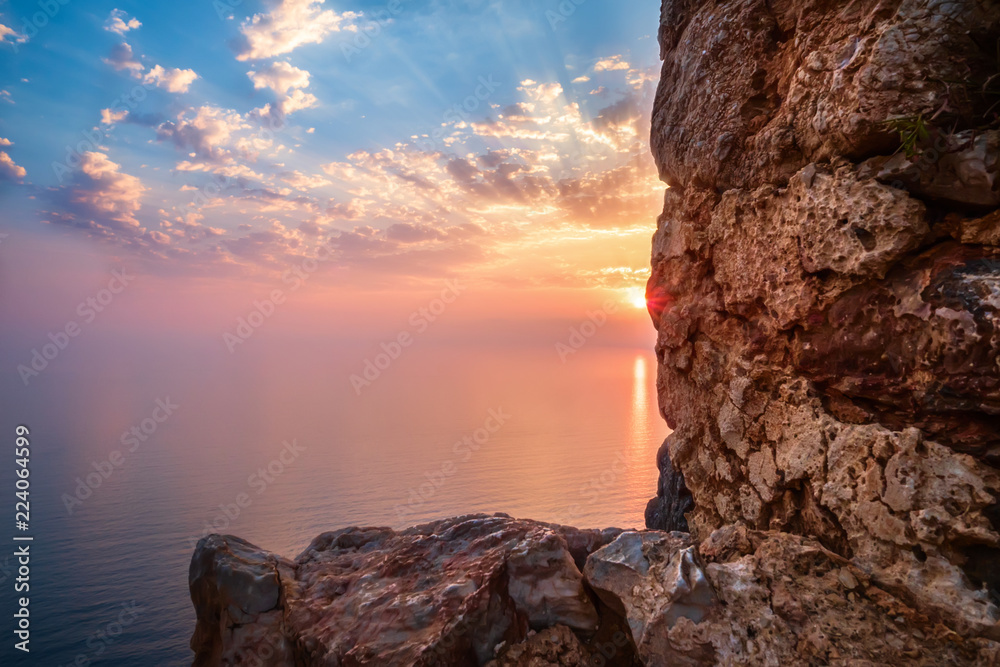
645 0 1000 657
189 515 637 666
586 528 1000 665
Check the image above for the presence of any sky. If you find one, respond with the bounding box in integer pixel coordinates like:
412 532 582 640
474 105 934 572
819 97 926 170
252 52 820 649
0 0 664 345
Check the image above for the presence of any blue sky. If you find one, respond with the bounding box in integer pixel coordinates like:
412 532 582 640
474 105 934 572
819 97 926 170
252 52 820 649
0 0 663 291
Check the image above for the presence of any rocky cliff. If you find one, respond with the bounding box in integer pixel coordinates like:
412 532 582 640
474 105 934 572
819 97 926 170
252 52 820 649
644 0 1000 657
189 1 1000 665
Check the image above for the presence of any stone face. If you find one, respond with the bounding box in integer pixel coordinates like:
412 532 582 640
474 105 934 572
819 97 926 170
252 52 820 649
189 534 298 666
645 437 694 532
647 0 1000 652
586 529 1000 666
189 515 630 666
485 626 590 667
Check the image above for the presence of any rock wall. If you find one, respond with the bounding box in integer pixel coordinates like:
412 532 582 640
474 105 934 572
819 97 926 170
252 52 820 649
645 0 1000 647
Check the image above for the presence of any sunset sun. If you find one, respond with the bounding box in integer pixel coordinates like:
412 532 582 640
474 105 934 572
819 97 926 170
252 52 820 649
626 287 648 310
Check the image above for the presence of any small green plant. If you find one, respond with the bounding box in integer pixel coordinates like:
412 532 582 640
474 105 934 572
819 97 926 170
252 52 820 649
882 114 930 158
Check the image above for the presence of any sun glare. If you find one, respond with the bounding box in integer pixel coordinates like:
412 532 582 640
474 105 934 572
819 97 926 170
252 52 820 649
626 287 647 310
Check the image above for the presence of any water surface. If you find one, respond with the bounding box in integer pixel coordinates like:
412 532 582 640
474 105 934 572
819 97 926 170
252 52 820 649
0 338 667 665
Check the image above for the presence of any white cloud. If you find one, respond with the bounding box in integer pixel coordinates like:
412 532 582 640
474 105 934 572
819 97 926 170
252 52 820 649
156 106 249 160
143 65 199 93
277 88 317 115
281 170 330 190
176 161 265 181
68 152 147 229
518 80 563 104
101 108 129 125
248 61 310 95
572 75 590 83
0 139 25 181
105 9 141 35
235 0 362 61
0 23 27 44
594 55 631 72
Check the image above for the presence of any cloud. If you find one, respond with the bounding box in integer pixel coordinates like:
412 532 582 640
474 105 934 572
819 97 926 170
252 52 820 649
276 88 317 114
0 139 25 181
48 152 147 233
175 160 265 182
572 75 590 83
143 65 199 93
248 61 310 95
246 62 318 123
101 108 129 125
594 55 630 72
519 80 563 104
0 90 13 104
104 42 144 73
156 106 249 160
102 41 200 97
252 89 318 124
0 23 27 44
105 9 141 35
39 62 662 282
234 0 362 61
281 170 330 190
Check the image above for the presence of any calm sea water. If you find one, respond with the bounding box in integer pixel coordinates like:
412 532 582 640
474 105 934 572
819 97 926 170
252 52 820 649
0 337 667 665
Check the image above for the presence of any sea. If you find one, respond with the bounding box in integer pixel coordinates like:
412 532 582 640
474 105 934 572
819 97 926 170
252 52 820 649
0 336 667 665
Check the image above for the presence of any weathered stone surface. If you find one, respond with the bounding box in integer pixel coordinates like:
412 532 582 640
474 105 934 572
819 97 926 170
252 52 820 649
645 437 694 532
864 129 1000 208
189 534 298 666
190 515 628 666
647 0 1000 653
486 626 591 667
651 0 1000 192
587 529 1000 666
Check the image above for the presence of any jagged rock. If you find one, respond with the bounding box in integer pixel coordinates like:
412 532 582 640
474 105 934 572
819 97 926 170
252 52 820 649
652 0 1000 192
645 438 694 532
647 0 1000 653
189 535 298 666
486 626 590 666
864 129 1000 208
586 529 1000 665
189 515 627 666
585 532 717 666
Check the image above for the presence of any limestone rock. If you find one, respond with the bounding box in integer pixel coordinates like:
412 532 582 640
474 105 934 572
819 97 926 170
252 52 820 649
645 437 694 533
486 626 590 667
586 529 1000 665
189 515 627 666
647 0 1000 653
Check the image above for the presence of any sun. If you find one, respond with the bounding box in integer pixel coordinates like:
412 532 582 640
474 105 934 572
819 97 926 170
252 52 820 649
626 287 647 310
